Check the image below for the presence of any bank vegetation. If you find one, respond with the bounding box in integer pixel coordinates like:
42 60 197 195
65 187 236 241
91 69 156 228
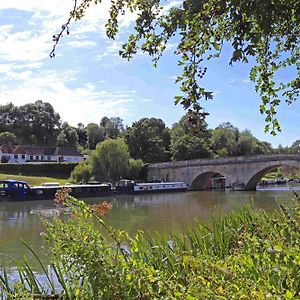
1 190 300 299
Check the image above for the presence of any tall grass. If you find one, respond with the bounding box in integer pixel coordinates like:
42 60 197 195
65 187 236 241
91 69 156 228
1 192 300 299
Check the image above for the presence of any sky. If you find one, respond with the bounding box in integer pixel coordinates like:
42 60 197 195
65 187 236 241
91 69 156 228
0 0 299 147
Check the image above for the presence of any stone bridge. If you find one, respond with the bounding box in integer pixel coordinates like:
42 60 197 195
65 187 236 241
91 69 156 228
146 154 300 190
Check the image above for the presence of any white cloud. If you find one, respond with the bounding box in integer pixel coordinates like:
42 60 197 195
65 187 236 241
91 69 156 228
141 98 153 102
95 40 125 64
66 40 97 48
227 78 251 85
0 70 136 126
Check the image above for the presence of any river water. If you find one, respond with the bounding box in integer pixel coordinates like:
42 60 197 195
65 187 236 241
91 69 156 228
1 185 300 271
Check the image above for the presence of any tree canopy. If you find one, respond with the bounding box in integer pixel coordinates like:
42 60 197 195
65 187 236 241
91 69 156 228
0 101 61 146
52 0 300 135
124 117 171 163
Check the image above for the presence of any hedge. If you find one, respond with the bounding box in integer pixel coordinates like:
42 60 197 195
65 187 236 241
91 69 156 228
0 162 78 179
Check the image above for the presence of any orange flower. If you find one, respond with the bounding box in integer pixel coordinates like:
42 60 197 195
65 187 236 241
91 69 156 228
89 201 113 216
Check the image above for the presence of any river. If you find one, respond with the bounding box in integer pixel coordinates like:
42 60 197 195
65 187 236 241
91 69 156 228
1 185 300 271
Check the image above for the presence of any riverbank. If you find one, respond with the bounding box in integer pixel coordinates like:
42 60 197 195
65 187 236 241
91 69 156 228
0 173 68 186
1 193 300 299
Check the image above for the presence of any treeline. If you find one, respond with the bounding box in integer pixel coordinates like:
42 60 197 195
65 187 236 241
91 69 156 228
0 101 299 163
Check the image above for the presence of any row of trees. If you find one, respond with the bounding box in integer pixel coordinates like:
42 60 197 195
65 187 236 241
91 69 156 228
1 100 299 164
0 101 124 149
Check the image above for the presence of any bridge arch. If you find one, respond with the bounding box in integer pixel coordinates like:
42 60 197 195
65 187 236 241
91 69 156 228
190 171 227 190
245 160 299 190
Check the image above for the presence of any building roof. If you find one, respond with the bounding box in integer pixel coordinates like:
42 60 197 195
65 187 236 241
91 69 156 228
0 144 17 154
13 146 44 155
54 147 84 157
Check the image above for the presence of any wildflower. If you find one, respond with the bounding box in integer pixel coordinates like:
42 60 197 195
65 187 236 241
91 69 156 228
54 187 71 205
89 201 112 216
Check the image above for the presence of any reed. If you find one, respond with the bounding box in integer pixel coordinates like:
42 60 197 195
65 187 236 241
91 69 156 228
1 193 300 299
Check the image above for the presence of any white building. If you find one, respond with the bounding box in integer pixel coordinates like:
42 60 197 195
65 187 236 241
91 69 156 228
0 144 85 163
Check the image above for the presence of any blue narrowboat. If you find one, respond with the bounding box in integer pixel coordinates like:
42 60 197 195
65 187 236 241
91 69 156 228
0 179 113 201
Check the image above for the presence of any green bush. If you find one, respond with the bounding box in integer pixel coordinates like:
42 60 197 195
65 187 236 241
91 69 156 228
70 161 91 183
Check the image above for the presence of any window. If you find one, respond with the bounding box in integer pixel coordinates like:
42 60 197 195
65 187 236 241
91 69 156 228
0 182 8 189
21 154 25 159
41 156 44 160
14 154 18 159
35 156 39 160
30 155 33 160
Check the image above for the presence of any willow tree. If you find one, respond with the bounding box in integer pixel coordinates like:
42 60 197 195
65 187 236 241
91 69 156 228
52 0 300 134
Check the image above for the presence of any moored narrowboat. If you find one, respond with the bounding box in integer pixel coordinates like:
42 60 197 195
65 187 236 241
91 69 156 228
115 179 188 194
0 180 113 201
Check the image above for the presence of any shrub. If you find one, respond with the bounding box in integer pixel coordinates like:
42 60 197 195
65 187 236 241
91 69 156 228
0 163 77 179
70 161 91 183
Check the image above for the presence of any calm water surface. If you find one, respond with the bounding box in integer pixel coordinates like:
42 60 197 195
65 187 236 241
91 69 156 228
1 185 300 270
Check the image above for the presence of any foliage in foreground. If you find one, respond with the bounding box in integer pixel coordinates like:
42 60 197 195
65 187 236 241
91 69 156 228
1 192 300 299
52 0 300 134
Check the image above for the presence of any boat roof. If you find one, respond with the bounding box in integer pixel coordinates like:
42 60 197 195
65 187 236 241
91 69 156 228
135 182 186 186
31 183 111 189
0 179 27 184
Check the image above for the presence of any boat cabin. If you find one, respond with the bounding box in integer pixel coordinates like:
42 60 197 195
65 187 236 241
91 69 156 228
0 180 31 200
115 179 188 194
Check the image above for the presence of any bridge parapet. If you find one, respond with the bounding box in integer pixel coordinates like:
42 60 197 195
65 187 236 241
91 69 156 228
148 154 300 170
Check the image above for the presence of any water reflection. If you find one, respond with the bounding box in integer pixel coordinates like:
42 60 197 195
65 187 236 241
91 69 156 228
1 186 299 269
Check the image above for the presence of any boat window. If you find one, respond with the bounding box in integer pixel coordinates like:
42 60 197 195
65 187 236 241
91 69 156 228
0 182 8 189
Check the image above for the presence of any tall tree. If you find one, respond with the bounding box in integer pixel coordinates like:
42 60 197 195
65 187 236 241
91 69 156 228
53 0 300 134
19 100 61 145
171 135 212 161
211 123 240 156
124 118 171 163
86 123 105 149
100 116 125 139
170 113 212 160
76 123 88 147
0 101 61 145
56 122 78 148
89 138 131 182
0 103 19 134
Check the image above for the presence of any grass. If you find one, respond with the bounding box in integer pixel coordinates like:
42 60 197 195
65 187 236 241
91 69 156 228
0 173 69 186
2 193 300 299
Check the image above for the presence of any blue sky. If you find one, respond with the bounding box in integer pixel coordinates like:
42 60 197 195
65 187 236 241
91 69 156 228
0 0 299 147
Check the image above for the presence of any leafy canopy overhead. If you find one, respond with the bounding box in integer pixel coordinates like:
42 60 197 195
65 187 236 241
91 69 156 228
52 0 300 134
